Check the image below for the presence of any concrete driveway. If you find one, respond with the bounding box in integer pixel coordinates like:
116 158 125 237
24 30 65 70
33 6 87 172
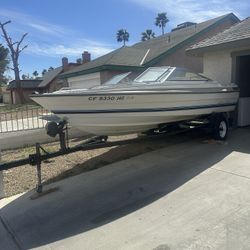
1 128 250 250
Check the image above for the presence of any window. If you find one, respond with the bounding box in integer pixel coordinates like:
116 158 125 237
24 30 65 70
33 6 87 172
104 72 132 85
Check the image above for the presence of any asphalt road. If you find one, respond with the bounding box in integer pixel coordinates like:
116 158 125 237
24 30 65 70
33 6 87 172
1 128 250 250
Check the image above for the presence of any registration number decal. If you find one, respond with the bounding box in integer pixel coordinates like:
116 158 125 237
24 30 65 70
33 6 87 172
88 96 134 101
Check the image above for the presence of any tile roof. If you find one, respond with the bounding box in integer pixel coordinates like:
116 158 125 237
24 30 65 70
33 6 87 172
61 13 239 78
7 79 42 89
60 47 148 77
188 17 250 52
38 67 63 87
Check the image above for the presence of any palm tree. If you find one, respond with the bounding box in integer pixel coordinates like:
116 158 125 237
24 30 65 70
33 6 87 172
116 29 129 46
155 12 169 35
32 70 39 78
41 69 47 76
141 29 155 41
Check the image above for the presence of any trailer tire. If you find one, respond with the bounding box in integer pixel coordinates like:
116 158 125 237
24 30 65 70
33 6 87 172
212 115 228 140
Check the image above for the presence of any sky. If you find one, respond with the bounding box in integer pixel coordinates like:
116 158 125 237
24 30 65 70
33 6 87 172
0 0 249 79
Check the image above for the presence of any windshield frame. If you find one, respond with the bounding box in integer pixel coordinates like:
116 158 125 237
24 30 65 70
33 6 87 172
134 67 175 83
166 68 211 82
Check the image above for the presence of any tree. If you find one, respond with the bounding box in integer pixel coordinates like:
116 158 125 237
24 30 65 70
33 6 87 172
0 20 28 103
41 69 47 76
76 58 82 64
116 29 129 46
155 12 169 35
32 70 39 78
41 67 54 76
21 74 27 80
21 74 32 80
141 29 155 41
0 44 9 85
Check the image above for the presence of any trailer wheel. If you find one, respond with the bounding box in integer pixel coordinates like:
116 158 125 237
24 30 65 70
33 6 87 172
212 115 228 140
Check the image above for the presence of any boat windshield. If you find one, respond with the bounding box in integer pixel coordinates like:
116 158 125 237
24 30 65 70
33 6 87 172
103 67 210 86
134 67 209 83
166 68 209 81
135 67 174 83
104 72 132 85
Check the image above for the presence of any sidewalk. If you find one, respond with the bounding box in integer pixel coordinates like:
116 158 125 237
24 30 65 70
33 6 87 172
1 127 89 151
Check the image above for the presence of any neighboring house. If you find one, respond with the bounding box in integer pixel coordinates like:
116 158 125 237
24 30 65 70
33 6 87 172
187 17 250 126
7 56 85 104
7 79 42 104
38 56 86 93
61 13 239 88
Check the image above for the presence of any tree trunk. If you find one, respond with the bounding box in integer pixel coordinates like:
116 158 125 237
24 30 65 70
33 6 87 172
14 65 25 104
0 21 27 104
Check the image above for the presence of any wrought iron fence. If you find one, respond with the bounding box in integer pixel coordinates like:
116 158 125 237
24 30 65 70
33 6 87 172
0 106 53 133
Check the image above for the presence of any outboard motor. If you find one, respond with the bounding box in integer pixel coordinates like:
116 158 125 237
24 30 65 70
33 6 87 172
45 120 68 151
46 121 64 137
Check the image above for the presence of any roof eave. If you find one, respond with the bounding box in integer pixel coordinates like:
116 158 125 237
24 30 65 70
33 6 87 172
186 37 250 56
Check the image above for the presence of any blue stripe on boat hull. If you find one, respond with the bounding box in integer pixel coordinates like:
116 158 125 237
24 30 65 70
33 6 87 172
52 103 236 115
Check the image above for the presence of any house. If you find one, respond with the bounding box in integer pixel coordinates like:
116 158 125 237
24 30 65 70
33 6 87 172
187 17 250 127
7 56 86 104
7 79 42 104
38 55 88 93
60 13 239 88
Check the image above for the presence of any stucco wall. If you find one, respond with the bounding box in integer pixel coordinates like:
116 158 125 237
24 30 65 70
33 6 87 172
157 46 203 72
12 89 38 104
68 72 101 88
203 50 232 85
202 48 250 126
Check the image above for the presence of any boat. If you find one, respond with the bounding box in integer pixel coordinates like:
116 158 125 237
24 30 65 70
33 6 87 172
31 67 239 136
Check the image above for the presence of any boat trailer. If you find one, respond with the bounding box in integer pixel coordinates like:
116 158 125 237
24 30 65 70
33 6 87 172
0 113 229 195
0 121 187 194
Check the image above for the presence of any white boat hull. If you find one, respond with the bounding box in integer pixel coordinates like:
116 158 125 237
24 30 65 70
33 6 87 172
32 90 239 135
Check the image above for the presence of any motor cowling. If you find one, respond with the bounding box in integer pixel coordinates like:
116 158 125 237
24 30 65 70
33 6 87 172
45 121 66 137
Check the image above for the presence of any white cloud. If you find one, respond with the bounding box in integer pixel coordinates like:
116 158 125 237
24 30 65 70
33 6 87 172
0 8 116 59
26 42 114 59
28 23 66 36
129 0 247 25
0 9 69 37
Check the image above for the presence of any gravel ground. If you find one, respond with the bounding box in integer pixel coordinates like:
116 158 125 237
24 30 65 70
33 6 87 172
1 131 205 197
